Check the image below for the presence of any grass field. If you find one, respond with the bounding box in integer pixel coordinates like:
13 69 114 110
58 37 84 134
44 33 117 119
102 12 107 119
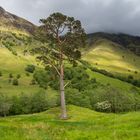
0 105 139 140
83 39 140 79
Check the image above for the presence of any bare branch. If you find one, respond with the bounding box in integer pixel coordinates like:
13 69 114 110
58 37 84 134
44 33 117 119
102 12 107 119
47 59 60 76
64 81 71 88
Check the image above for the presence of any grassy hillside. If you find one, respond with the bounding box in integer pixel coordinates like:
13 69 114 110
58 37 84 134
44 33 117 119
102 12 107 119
0 105 139 140
83 39 140 79
0 45 138 96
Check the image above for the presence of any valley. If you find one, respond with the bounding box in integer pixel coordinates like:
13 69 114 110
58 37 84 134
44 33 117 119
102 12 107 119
0 6 140 140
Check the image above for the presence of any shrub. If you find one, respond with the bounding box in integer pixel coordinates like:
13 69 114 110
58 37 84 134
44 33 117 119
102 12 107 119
25 65 35 73
65 88 91 108
90 86 139 113
12 79 19 86
30 79 36 85
9 91 49 116
26 73 30 76
9 73 13 78
16 74 21 79
0 71 2 77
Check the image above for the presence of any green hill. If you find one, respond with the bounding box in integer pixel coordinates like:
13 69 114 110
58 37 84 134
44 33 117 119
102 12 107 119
0 105 139 140
83 36 140 79
0 8 140 140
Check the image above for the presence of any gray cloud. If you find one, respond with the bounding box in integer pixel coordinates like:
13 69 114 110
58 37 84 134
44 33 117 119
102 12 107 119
0 0 140 35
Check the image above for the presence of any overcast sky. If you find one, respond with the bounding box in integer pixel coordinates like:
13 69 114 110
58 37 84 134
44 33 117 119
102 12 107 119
0 0 140 35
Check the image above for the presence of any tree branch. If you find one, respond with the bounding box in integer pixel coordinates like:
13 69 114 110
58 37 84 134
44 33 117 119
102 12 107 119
47 60 60 76
64 81 71 88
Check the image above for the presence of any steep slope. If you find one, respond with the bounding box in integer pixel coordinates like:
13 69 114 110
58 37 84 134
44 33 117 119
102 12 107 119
83 35 140 79
0 105 139 140
88 32 140 55
0 6 36 34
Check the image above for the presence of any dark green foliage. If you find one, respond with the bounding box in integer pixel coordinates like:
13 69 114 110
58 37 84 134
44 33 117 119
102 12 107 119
0 91 49 117
30 91 48 113
9 73 13 78
0 71 2 77
26 73 30 76
32 63 140 113
33 69 59 90
30 79 36 85
16 74 21 79
34 65 98 91
25 65 35 73
90 86 140 113
12 79 19 86
65 88 91 108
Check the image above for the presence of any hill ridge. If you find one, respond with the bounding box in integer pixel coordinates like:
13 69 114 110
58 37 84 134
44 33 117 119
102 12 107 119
0 6 36 34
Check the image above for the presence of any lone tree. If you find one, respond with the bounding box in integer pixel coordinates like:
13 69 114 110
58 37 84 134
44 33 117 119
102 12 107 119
34 13 86 119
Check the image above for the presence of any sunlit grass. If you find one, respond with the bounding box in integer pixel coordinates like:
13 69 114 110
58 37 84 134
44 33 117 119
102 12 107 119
0 105 139 140
83 39 140 78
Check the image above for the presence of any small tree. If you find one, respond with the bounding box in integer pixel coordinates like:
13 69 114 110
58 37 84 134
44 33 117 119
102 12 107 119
33 13 86 119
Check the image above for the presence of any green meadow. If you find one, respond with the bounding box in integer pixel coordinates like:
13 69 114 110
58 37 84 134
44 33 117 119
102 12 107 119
0 105 139 140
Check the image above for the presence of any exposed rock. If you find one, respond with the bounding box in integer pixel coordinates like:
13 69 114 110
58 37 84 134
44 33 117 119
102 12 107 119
0 6 36 34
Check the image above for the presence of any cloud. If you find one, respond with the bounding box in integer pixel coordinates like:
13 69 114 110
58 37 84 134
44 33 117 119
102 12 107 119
0 0 140 35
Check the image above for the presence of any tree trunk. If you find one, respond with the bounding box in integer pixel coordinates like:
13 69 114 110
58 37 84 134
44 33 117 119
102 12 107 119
60 64 67 119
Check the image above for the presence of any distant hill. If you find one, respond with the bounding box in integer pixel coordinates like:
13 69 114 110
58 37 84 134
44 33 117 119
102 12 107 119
0 6 36 34
83 33 140 80
88 32 140 56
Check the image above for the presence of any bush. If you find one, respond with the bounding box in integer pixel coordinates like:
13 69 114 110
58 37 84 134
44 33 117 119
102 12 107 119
30 79 36 85
16 74 21 79
12 79 19 86
0 71 2 77
9 73 13 78
9 91 48 115
25 65 35 73
34 69 59 90
0 91 50 117
90 86 139 113
65 88 91 108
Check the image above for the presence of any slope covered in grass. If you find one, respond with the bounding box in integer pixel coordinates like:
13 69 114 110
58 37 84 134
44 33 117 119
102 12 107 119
83 39 140 79
0 44 139 96
0 45 40 95
0 105 139 140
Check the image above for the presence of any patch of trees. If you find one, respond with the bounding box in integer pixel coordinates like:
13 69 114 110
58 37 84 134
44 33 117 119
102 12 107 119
0 91 48 117
32 65 140 113
89 86 140 113
33 65 98 91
